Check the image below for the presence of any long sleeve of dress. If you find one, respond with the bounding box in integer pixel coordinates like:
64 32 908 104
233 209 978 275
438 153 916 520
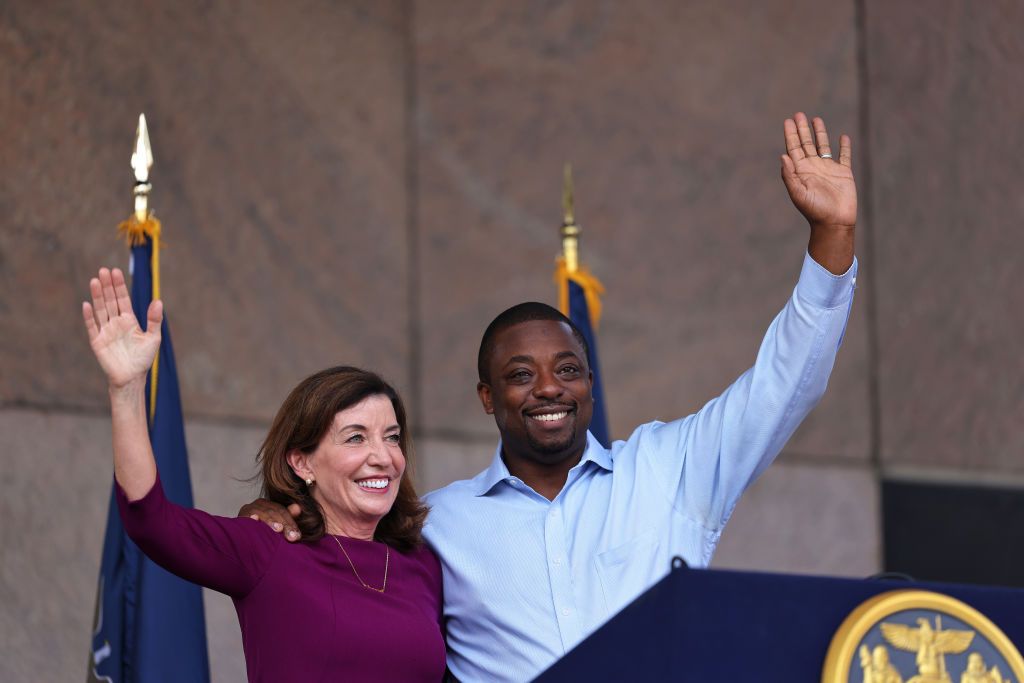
117 475 281 598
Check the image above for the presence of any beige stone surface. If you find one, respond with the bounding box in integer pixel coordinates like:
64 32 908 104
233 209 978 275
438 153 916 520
0 409 111 681
866 1 1024 472
0 407 264 682
416 434 496 494
712 459 881 577
0 0 411 421
414 0 871 461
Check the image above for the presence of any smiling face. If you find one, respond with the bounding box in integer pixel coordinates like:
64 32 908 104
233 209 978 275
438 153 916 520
287 394 405 539
478 319 594 468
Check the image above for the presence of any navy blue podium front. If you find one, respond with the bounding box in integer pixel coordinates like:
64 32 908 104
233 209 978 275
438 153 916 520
535 565 1024 682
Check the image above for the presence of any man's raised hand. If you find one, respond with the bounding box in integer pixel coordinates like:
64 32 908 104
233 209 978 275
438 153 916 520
781 112 856 274
82 267 163 390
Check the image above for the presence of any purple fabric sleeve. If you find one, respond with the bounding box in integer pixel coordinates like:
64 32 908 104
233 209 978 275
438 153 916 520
116 475 282 598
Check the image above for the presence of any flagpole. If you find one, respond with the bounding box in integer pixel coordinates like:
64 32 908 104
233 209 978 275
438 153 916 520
122 114 162 422
554 163 610 446
561 163 579 274
90 113 210 683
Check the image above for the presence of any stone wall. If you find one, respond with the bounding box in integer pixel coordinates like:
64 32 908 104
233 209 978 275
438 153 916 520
2 1 1020 679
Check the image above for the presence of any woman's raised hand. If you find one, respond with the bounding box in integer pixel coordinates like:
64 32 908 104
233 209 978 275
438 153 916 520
82 268 163 390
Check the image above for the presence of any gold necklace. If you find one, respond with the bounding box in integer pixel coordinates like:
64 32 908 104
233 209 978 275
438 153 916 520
331 534 389 593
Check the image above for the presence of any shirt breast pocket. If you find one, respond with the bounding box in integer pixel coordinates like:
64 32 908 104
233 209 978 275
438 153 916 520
595 529 660 618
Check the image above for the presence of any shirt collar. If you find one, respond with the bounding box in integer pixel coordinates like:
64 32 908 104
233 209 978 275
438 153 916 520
472 431 613 497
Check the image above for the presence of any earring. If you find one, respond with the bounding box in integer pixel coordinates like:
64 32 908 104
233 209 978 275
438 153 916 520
305 477 314 486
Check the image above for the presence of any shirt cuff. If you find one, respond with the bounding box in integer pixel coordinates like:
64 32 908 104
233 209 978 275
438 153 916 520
795 251 858 309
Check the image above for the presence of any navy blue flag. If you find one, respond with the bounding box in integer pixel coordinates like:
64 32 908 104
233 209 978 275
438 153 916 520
89 232 210 682
557 255 610 448
567 279 609 447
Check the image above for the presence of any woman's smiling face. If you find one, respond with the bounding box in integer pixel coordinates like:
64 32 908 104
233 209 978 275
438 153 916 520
288 394 405 538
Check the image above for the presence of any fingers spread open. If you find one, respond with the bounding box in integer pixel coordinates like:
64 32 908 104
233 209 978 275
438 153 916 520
82 302 100 342
90 277 109 325
146 300 164 335
812 117 832 158
98 268 120 321
839 134 853 168
112 268 133 319
780 154 802 195
784 118 806 161
794 112 818 157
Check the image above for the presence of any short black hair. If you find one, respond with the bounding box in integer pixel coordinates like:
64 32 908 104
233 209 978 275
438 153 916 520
477 302 590 383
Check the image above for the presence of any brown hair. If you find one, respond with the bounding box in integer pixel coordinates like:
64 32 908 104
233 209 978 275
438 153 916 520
257 366 428 551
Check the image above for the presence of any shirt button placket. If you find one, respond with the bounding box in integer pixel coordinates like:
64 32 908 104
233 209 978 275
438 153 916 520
544 504 579 650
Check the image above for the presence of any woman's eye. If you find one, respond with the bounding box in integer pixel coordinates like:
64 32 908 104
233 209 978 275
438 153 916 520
345 434 365 444
385 433 401 443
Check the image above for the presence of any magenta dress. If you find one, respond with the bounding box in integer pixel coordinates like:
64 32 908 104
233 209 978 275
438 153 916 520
117 477 446 682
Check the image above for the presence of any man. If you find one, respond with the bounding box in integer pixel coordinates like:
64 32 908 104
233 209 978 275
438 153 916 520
243 112 858 681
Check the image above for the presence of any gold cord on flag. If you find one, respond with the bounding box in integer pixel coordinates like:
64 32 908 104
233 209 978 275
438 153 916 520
555 258 605 328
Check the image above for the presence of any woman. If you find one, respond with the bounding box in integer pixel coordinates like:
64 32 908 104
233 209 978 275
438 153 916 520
82 267 445 682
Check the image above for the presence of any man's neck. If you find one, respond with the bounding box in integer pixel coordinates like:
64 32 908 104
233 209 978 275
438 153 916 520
501 448 584 501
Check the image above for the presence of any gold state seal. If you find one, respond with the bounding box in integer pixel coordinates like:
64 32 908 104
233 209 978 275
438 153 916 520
821 590 1024 683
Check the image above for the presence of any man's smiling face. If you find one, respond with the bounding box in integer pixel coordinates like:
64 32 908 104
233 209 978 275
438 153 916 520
478 319 593 467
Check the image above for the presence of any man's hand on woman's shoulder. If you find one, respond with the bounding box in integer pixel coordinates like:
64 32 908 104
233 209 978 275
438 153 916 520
238 499 303 542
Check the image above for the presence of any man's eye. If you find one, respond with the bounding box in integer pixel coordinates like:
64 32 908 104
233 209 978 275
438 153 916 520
558 365 580 375
509 370 531 381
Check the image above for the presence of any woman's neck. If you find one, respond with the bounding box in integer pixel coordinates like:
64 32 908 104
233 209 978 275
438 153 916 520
322 508 378 541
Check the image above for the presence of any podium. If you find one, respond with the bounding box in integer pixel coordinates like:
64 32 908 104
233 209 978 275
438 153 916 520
535 564 1024 681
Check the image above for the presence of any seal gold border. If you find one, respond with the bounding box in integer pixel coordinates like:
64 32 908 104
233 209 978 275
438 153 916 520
821 589 1024 682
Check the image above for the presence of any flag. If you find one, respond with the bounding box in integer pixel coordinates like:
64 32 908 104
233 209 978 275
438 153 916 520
556 261 610 447
88 218 210 682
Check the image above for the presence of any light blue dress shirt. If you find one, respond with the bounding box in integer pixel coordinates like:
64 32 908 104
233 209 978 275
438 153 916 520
423 252 857 682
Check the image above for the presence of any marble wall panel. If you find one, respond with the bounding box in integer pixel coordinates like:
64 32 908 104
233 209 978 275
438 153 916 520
0 0 411 421
0 407 265 682
866 0 1024 472
416 434 497 494
712 459 881 577
414 0 871 460
0 409 111 681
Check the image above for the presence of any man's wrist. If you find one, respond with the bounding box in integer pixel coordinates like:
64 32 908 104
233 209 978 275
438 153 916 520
809 220 855 233
807 224 855 275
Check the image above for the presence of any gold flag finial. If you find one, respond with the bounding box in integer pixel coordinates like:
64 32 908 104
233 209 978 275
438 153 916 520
132 113 153 222
560 163 580 273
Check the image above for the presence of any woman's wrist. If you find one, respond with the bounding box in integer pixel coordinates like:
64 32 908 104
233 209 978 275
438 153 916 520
108 379 147 405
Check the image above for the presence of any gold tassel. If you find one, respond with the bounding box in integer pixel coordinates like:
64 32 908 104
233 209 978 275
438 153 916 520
554 257 605 329
117 214 163 423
